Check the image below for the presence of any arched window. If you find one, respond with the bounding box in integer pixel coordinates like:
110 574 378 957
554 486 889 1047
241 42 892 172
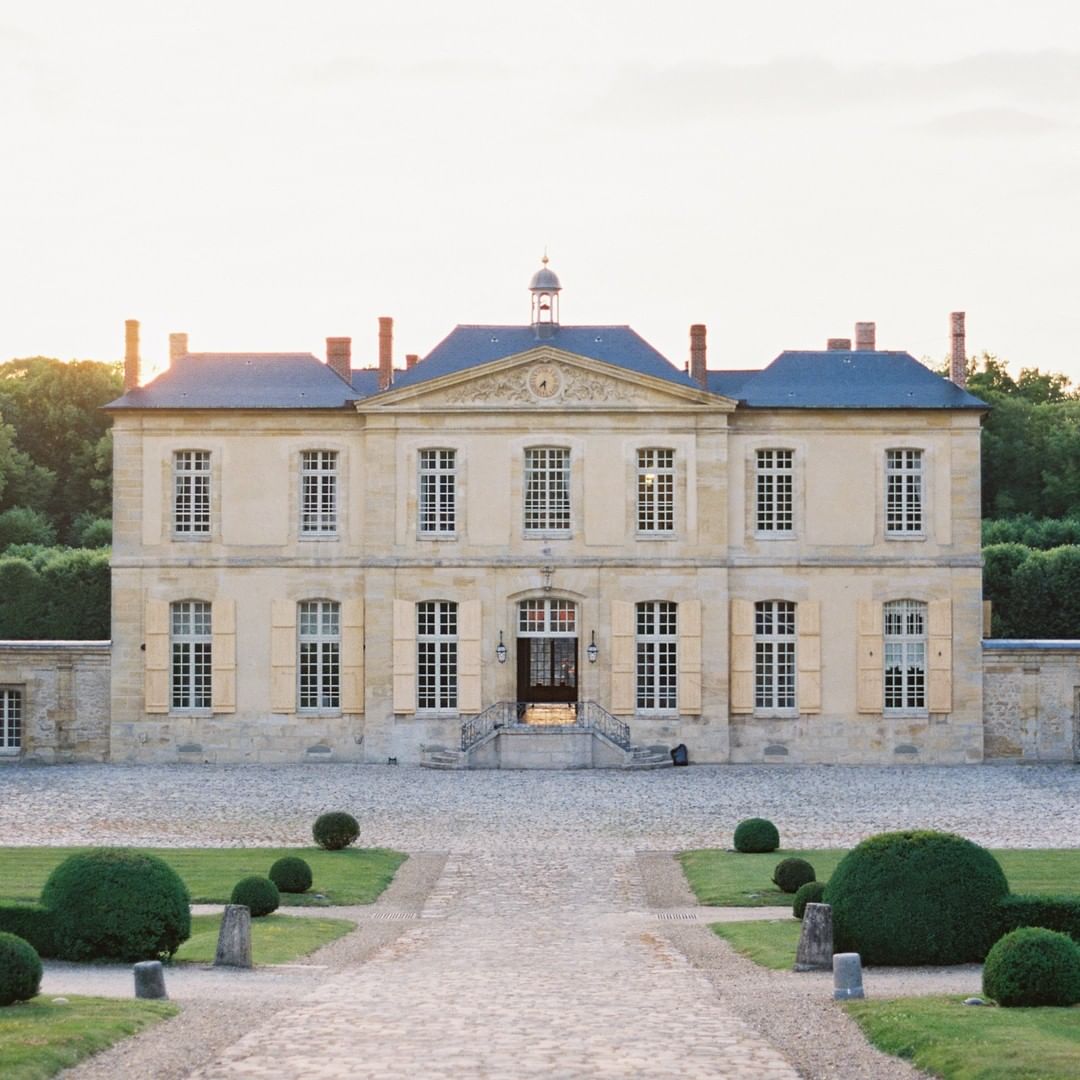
417 601 458 710
636 602 677 711
298 600 340 711
884 600 927 710
171 600 212 709
755 601 796 710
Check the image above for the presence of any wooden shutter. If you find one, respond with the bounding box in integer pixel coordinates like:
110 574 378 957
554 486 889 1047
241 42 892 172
797 600 821 714
211 599 236 714
928 598 952 713
340 598 365 714
856 599 883 714
270 599 297 713
729 599 754 714
678 599 702 714
392 599 416 714
457 599 482 713
611 600 635 715
144 598 170 714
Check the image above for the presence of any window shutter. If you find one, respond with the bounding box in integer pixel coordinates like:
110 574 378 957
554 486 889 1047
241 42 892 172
729 599 754 714
340 598 365 714
797 600 821 714
611 600 635 715
928 598 952 713
458 599 482 713
211 599 236 714
270 599 297 713
678 599 702 714
144 599 170 714
392 599 417 714
856 599 883 714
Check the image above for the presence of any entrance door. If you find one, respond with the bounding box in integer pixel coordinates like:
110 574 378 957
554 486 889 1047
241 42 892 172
517 637 578 703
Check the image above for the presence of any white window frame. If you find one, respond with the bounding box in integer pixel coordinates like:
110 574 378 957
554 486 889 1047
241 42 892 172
173 450 211 536
635 601 678 712
637 448 675 534
0 687 22 753
171 600 212 711
755 449 794 535
419 449 457 536
300 450 338 536
754 600 797 712
885 449 924 536
298 600 341 712
517 598 577 637
884 599 927 713
417 601 458 711
524 447 571 534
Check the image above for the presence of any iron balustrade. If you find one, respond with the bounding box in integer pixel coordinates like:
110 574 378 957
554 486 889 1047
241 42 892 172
460 700 631 752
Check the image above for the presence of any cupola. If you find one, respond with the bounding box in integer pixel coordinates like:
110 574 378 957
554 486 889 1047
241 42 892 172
529 255 561 339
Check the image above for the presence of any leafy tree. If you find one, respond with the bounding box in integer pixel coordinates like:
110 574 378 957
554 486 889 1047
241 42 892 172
69 511 111 548
0 506 57 549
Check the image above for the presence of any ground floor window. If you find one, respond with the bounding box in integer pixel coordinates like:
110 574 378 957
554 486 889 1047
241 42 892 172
636 601 677 710
755 600 796 710
299 600 341 711
884 599 927 711
418 601 458 710
171 600 212 710
0 688 21 751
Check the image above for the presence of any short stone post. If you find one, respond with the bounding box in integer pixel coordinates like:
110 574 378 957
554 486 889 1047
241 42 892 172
794 902 833 971
133 960 167 999
214 904 253 969
833 952 865 1000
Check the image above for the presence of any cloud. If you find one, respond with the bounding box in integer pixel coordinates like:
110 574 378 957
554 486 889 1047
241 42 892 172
915 107 1068 137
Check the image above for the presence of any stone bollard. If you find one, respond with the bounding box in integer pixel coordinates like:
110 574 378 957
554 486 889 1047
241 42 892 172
133 960 168 999
794 902 833 971
833 952 865 1000
214 904 253 969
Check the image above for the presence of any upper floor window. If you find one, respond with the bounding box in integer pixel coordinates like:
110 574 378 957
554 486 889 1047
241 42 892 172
636 601 677 711
419 449 456 535
0 688 22 752
886 449 923 535
637 449 674 533
171 600 211 710
173 451 210 535
300 451 338 535
756 449 793 534
524 447 570 533
884 600 926 711
298 600 340 711
417 601 457 710
755 600 796 710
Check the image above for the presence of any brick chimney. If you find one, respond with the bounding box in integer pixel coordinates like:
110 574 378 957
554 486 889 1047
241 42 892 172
689 324 707 389
378 316 393 391
854 322 876 351
950 311 967 387
406 353 419 370
326 337 352 383
124 319 140 390
827 338 852 351
169 333 189 367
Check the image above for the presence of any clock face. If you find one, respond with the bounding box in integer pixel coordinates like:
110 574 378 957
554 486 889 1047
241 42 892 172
528 364 561 399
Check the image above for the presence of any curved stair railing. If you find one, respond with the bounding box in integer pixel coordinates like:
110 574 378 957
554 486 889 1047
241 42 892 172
461 700 631 752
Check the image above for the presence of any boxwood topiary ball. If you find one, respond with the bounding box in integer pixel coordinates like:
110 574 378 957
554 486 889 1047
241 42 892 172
793 880 827 920
313 812 360 851
733 818 780 853
269 857 313 895
0 932 42 1006
823 830 1009 965
773 858 816 894
231 876 280 918
983 927 1080 1007
41 848 191 963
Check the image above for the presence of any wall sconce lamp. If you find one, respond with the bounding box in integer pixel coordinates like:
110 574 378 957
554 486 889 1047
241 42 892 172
495 630 507 664
587 630 598 664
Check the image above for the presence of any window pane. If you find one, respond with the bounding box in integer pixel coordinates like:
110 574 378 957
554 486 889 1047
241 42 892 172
417 601 459 709
637 448 674 532
174 451 211 534
298 600 341 710
635 601 678 710
886 450 923 534
756 450 793 533
301 450 338 534
170 600 212 710
0 689 21 749
883 600 927 711
419 449 456 534
524 448 570 531
754 600 796 709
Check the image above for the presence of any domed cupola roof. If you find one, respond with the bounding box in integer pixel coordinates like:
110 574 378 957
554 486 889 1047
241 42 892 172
529 260 562 292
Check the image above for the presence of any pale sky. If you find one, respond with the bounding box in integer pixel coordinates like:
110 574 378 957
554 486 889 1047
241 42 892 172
3 1 1079 383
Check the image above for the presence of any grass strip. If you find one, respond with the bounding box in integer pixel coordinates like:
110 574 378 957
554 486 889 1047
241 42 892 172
710 920 801 970
173 912 354 965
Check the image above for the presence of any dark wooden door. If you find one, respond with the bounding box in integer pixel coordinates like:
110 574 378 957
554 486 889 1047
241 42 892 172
516 638 578 703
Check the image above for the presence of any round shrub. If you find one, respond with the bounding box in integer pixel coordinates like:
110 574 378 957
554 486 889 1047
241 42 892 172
983 927 1080 1007
313 812 359 851
733 818 780 854
268 857 312 895
773 858 816 894
41 848 191 963
0 932 42 1006
793 880 827 920
230 876 280 917
823 830 1009 965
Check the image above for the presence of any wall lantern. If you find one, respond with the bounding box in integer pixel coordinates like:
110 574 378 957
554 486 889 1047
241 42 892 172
587 630 599 664
495 630 507 664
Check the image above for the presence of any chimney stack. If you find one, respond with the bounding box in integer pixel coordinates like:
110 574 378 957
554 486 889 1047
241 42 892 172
169 333 189 367
950 311 967 387
854 322 876 351
378 316 393 391
124 319 140 391
327 337 352 383
827 337 852 351
406 353 419 370
689 324 707 389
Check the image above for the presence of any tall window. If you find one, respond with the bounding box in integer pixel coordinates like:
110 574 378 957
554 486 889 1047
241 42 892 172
756 449 794 534
524 447 570 532
636 602 677 711
300 451 338 535
419 449 456 535
417 601 458 710
298 600 340 711
171 601 211 710
886 449 923 534
884 600 927 711
637 449 674 533
173 451 211 535
0 688 21 751
755 601 796 710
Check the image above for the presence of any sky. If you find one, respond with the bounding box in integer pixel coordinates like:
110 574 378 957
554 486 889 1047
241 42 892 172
2 1 1079 383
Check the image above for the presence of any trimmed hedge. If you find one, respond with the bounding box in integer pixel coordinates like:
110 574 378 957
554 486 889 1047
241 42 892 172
231 876 280 917
313 812 360 851
997 894 1080 942
733 818 780 854
269 857 313 894
793 881 827 920
0 932 42 1006
772 858 815 894
983 927 1080 1007
0 902 56 958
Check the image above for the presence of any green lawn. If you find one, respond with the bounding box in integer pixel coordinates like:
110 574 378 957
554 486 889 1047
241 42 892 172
846 995 1080 1080
0 847 406 907
174 912 354 965
0 996 177 1080
710 920 802 970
